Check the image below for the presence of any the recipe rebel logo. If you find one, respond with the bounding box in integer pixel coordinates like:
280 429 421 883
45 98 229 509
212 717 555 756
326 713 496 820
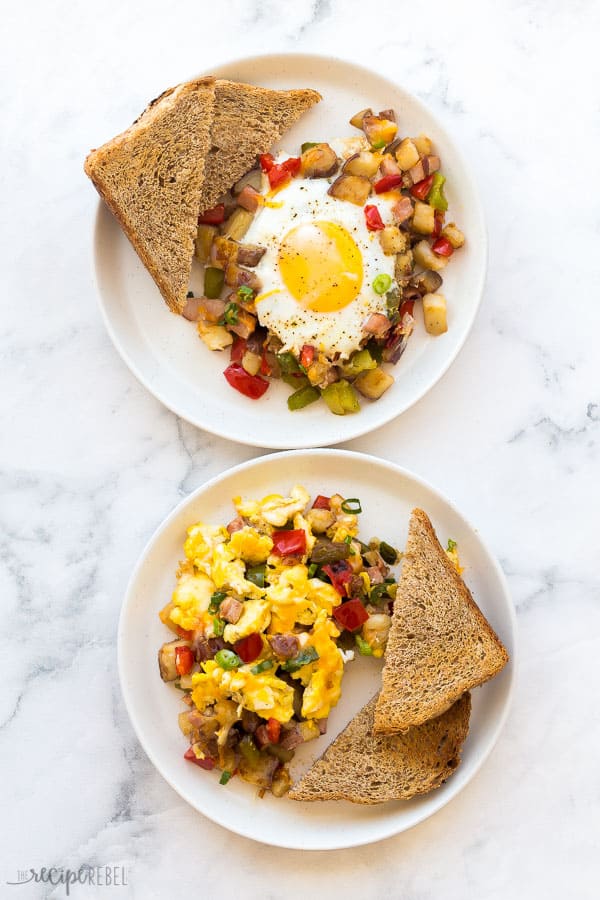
6 865 128 894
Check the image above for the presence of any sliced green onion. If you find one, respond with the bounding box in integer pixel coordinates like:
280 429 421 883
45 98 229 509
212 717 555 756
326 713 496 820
447 538 457 552
212 616 225 637
341 498 362 514
237 285 254 300
219 770 232 785
215 649 242 670
222 302 239 325
355 634 374 656
344 535 353 545
281 646 319 673
250 659 274 675
373 273 393 295
307 563 318 578
209 590 227 613
370 583 390 604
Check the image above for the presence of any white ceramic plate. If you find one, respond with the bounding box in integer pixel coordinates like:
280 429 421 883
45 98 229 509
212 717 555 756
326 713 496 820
93 53 486 449
118 450 516 849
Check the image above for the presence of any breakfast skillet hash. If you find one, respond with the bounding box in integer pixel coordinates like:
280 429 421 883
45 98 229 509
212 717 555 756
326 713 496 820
185 104 466 416
158 485 407 797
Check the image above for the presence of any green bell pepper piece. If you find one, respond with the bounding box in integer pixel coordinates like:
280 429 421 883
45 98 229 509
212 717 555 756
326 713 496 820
204 266 225 299
427 172 448 212
321 380 360 415
339 349 377 377
288 385 320 411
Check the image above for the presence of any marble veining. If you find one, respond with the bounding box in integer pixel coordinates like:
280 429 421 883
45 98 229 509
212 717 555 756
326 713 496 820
2 0 599 897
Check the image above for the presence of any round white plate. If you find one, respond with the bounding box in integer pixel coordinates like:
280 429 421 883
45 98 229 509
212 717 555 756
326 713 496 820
93 53 486 449
118 450 516 849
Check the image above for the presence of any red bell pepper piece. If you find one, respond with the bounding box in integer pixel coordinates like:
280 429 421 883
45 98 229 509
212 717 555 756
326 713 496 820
399 299 415 320
175 645 195 676
233 632 263 664
312 495 331 509
373 174 403 194
410 174 435 201
431 236 454 257
176 626 194 640
323 560 353 597
224 363 269 400
184 747 215 770
230 336 247 364
198 204 226 225
300 345 315 368
333 598 369 632
267 157 301 190
266 718 281 743
259 153 275 172
364 204 385 231
271 529 307 557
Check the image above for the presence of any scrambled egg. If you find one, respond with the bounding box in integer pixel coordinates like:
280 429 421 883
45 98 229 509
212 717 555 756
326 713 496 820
266 564 341 633
191 660 295 724
168 571 215 632
234 485 310 529
446 539 464 574
210 542 263 600
227 526 273 564
290 611 344 720
223 598 270 644
184 522 228 572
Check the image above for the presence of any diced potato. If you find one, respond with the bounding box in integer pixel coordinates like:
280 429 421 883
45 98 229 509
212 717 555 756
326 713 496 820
241 349 262 376
395 250 414 277
349 107 372 129
394 137 420 171
412 201 436 235
413 240 448 272
379 225 408 255
328 174 371 205
301 143 338 178
342 151 381 178
232 168 262 195
306 507 335 533
354 367 394 399
441 222 465 249
212 236 238 267
413 133 433 156
158 639 190 682
195 225 218 264
222 207 254 241
363 115 397 147
271 767 292 798
422 292 448 335
412 269 443 295
197 322 233 351
298 720 321 742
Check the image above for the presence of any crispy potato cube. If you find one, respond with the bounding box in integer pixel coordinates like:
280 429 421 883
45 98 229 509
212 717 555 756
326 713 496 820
423 293 448 335
354 368 394 400
379 225 408 255
195 225 218 264
441 222 465 249
413 134 433 156
222 208 254 241
362 115 397 147
342 151 381 178
394 138 420 171
395 250 414 277
197 322 233 351
413 240 448 272
328 174 371 205
349 107 372 129
412 201 436 235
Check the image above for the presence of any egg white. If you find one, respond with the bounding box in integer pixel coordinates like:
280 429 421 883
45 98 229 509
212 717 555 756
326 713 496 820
246 152 399 360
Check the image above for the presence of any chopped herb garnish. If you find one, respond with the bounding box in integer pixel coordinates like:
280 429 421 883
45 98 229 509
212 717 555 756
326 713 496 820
447 539 457 552
219 770 232 785
237 285 254 301
212 616 225 637
307 563 318 578
209 591 227 614
250 659 274 675
222 302 239 325
281 646 319 673
355 634 373 656
344 535 353 545
341 498 362 514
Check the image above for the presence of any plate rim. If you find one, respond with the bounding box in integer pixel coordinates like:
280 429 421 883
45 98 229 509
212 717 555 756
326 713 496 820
117 448 517 849
91 51 488 449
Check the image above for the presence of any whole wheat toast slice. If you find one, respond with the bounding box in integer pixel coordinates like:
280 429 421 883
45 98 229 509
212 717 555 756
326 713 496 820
289 692 471 804
84 77 215 313
374 509 509 735
198 80 321 213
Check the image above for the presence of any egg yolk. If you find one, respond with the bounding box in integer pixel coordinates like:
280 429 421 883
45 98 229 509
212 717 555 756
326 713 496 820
277 221 363 313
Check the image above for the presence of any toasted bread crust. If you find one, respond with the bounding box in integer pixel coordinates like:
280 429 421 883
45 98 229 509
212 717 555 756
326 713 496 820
289 692 471 804
198 80 321 213
374 509 509 734
84 77 216 312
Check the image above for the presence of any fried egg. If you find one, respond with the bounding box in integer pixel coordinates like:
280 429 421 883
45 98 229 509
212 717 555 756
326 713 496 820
247 153 398 360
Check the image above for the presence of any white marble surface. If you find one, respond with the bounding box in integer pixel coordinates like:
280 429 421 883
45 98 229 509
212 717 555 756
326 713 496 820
2 0 599 897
